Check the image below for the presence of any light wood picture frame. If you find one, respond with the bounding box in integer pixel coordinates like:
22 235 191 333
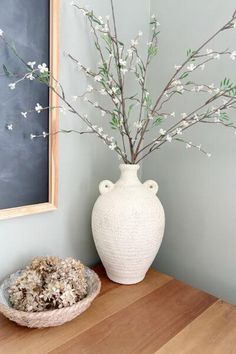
0 0 59 220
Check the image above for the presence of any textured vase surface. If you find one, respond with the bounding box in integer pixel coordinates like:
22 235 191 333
92 164 165 284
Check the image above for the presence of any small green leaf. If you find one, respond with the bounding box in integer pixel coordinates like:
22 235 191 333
11 41 17 54
128 104 135 117
179 72 188 80
2 64 11 77
153 116 163 126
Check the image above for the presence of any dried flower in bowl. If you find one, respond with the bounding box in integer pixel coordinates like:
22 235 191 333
8 256 87 312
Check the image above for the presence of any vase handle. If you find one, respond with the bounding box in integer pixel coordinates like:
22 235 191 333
99 180 114 195
143 180 159 195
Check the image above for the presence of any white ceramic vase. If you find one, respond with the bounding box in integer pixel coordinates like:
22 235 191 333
92 164 165 284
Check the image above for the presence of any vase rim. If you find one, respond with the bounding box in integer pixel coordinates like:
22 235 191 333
119 164 140 170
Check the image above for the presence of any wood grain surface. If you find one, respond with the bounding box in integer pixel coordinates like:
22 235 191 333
0 265 235 354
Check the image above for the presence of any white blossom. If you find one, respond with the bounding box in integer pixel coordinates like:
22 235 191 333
138 31 143 37
170 112 175 117
72 95 78 101
35 103 43 113
182 120 189 127
27 61 36 69
26 73 35 80
187 63 196 71
230 51 236 60
81 9 89 16
177 85 184 93
87 85 93 92
101 110 106 117
83 97 88 102
93 102 99 107
113 97 119 104
7 123 13 130
159 128 166 135
119 58 127 67
42 131 47 138
196 85 204 92
206 48 213 55
109 142 116 150
98 127 103 134
30 133 36 140
172 79 181 86
176 128 183 135
94 75 102 82
186 142 192 149
166 134 172 142
197 144 202 150
181 112 187 118
131 39 138 46
8 83 16 90
83 113 88 119
174 65 181 70
214 53 220 60
134 121 142 129
207 153 212 158
38 63 48 73
0 29 4 37
21 112 28 118
99 88 107 95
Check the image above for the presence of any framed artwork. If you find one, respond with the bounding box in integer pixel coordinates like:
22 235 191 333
0 0 59 220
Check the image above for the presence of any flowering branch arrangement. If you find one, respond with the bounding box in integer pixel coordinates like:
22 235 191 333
1 3 236 164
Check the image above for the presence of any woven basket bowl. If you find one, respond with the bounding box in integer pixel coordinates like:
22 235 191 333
0 267 101 328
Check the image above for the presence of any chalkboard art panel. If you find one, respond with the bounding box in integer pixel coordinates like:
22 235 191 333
0 0 59 219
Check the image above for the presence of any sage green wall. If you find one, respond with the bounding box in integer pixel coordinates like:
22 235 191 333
145 0 236 303
0 0 150 281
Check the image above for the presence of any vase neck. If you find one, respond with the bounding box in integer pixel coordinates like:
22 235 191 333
117 164 141 186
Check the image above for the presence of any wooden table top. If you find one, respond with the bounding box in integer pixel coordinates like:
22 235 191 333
0 265 236 354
